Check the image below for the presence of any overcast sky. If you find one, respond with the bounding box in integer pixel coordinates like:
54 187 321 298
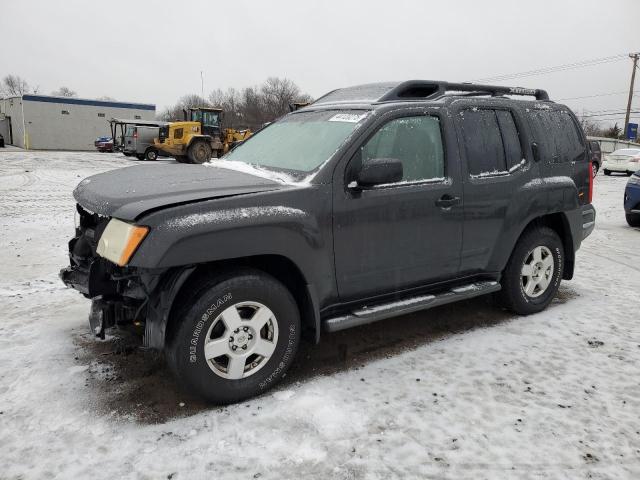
2 0 638 126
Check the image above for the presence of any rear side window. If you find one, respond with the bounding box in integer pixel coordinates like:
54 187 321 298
527 110 585 163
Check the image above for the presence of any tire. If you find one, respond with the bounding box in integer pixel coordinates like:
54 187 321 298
626 171 634 177
175 155 189 164
626 213 640 228
603 169 611 176
187 141 212 164
144 148 158 161
592 163 599 178
136 154 145 161
166 269 301 404
497 226 564 315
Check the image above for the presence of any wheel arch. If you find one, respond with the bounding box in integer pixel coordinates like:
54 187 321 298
161 254 320 350
509 212 575 280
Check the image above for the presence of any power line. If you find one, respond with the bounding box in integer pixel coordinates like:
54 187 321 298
557 90 638 101
580 111 640 118
472 53 628 83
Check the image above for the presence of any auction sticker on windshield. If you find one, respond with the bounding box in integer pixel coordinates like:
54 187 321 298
328 113 367 123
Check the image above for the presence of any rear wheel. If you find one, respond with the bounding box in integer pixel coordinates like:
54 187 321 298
591 163 599 178
497 226 564 315
187 140 212 164
604 169 611 176
166 269 301 404
626 213 640 228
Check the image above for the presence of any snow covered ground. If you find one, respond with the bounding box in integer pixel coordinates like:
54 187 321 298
1 150 639 479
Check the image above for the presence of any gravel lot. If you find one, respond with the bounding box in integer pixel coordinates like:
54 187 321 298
1 151 639 479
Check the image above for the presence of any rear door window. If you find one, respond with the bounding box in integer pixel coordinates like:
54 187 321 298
495 110 523 170
460 109 506 175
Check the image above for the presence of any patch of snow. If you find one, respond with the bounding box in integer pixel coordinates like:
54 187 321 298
1 151 640 479
204 159 302 186
165 205 307 230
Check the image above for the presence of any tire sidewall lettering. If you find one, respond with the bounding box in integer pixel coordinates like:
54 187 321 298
188 292 232 364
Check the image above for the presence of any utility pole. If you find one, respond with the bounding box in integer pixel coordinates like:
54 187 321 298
624 52 639 140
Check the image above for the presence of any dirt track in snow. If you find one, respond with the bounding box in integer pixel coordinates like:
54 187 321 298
1 150 639 479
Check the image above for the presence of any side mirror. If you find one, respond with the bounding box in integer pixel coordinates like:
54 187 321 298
355 158 403 187
531 142 541 162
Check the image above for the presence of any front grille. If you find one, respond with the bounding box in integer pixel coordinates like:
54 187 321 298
158 125 169 143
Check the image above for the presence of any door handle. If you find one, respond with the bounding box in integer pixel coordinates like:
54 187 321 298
435 195 460 208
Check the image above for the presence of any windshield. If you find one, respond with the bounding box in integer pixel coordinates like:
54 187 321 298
224 110 368 173
125 125 135 136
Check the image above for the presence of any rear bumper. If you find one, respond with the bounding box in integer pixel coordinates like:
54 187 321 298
580 204 596 240
602 159 637 172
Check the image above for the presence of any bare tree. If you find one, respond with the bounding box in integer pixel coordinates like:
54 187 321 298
1 74 32 97
577 115 605 137
261 77 301 119
604 123 622 139
161 78 313 129
51 87 77 97
158 94 209 121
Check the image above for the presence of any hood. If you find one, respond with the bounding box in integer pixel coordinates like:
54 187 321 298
73 163 282 221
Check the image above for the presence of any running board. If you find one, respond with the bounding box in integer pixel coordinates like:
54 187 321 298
323 281 501 332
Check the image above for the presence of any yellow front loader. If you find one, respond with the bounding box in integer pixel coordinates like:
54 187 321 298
155 107 252 164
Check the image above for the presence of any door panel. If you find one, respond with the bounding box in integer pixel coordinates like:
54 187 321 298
332 113 463 300
455 105 523 273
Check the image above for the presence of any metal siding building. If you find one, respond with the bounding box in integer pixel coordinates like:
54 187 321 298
0 95 155 150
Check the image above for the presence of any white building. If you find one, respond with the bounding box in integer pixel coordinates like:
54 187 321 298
0 94 155 150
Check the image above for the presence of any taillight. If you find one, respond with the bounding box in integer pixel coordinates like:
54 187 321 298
630 155 640 163
133 130 138 139
588 161 593 203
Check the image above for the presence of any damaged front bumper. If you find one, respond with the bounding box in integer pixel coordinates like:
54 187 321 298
59 205 193 348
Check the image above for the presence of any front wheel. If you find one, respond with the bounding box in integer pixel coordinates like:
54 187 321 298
166 269 301 404
497 226 564 315
604 169 611 176
592 163 599 178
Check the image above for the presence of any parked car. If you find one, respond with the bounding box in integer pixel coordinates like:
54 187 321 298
624 171 640 227
602 148 640 176
60 80 595 404
588 140 601 177
94 136 114 153
123 124 165 161
0 133 5 148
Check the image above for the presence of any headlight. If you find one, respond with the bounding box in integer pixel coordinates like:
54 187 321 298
96 218 149 266
628 175 640 186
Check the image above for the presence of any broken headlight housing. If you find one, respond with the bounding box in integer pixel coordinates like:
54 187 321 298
96 218 149 266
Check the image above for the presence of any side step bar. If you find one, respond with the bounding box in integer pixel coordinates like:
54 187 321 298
323 281 501 332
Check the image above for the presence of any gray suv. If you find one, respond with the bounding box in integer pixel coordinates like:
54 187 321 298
61 80 596 403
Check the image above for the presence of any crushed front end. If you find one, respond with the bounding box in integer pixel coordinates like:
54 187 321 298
59 204 188 348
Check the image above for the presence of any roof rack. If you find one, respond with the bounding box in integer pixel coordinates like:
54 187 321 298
378 80 549 102
311 80 550 106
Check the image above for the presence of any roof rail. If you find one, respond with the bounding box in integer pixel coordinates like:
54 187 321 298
378 80 550 102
